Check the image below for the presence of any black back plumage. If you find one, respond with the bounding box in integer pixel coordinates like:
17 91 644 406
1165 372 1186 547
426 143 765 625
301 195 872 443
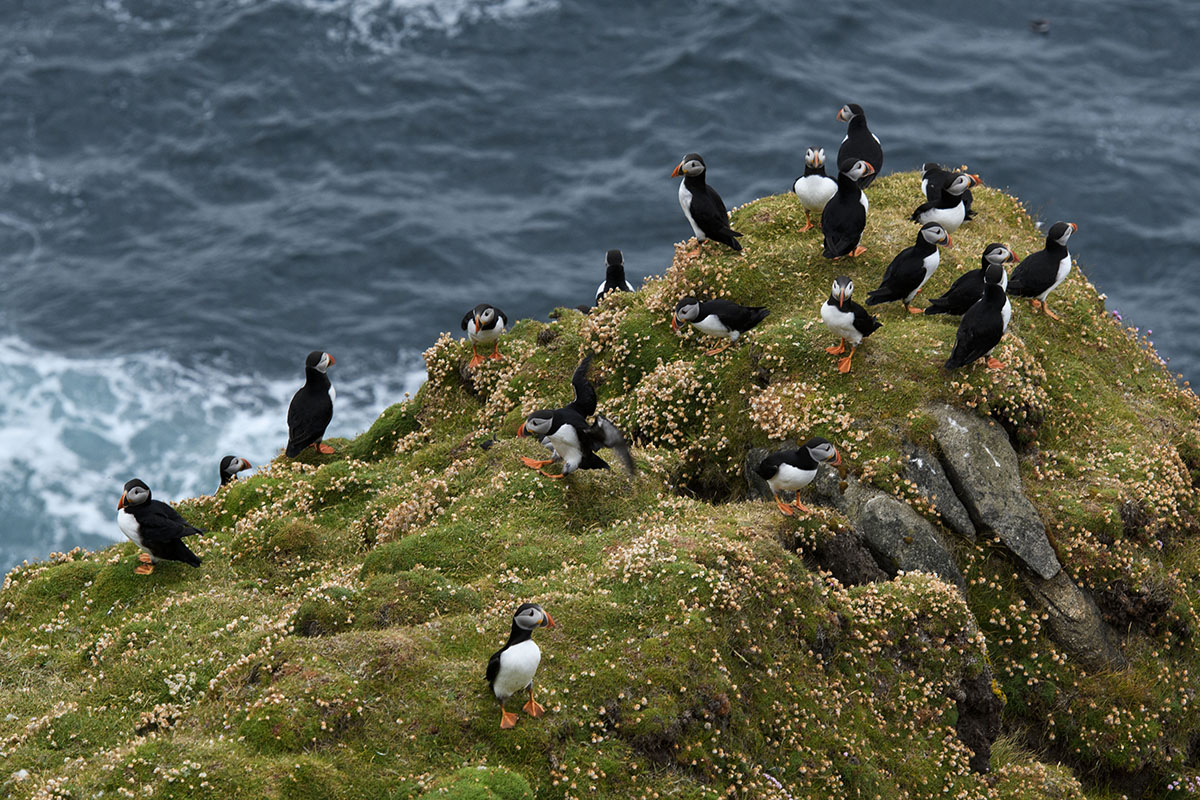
827 289 882 338
678 154 743 251
822 161 868 259
925 243 1012 316
1008 222 1073 298
755 437 834 480
946 266 1010 369
693 298 770 333
285 351 334 457
596 250 634 303
866 226 941 306
836 104 882 189
486 603 540 687
123 480 205 567
922 162 975 219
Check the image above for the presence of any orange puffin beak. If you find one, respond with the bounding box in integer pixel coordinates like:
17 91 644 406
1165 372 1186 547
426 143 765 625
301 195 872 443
1070 222 1079 232
517 422 527 437
1008 250 1019 263
671 162 684 178
968 174 982 186
832 449 842 466
242 459 252 469
838 288 846 305
943 234 954 248
117 492 127 510
542 612 556 628
862 162 876 176
671 316 679 332
836 108 848 122
473 314 480 331
328 354 336 365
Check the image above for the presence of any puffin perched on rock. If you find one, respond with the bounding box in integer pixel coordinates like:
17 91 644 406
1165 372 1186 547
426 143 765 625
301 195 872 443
487 602 555 729
462 303 508 368
946 262 1012 371
866 223 953 313
673 297 769 355
821 276 882 373
117 479 205 575
921 162 978 220
285 350 336 457
910 172 979 232
672 153 743 252
517 356 634 478
1007 221 1078 320
925 243 1017 317
792 147 838 232
756 438 841 516
836 104 882 189
821 159 875 259
595 249 635 304
218 455 252 487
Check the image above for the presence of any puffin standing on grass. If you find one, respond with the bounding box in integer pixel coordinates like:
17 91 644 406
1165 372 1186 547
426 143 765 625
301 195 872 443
487 602 556 729
910 172 979 232
218 455 252 487
285 350 336 457
517 356 635 478
672 297 769 355
792 147 838 232
821 276 882 373
836 104 882 189
756 438 842 516
821 159 875 259
116 479 204 575
672 153 743 253
921 162 978 220
945 262 1012 371
925 243 1017 317
462 303 508 368
595 249 635 304
866 223 953 314
1007 221 1078 320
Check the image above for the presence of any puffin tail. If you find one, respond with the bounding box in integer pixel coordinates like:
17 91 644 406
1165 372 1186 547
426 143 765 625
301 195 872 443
922 300 950 316
595 415 636 475
865 288 896 306
715 231 743 251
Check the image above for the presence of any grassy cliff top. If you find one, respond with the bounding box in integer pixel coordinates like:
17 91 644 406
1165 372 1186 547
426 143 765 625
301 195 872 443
3 172 1199 800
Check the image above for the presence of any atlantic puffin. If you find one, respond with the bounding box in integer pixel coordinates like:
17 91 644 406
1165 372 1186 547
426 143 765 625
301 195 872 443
836 104 882 189
672 297 769 355
756 438 841 516
285 350 336 457
921 162 977 220
218 455 252 487
821 276 882 373
672 153 743 252
517 356 634 478
866 223 953 314
595 249 635 304
910 173 979 232
924 243 1016 317
945 262 1012 370
792 147 838 232
116 478 204 575
462 303 508 368
821 159 875 259
486 602 555 729
1007 221 1077 320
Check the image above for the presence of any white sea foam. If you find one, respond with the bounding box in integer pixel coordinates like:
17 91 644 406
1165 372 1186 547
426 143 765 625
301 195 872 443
0 334 425 567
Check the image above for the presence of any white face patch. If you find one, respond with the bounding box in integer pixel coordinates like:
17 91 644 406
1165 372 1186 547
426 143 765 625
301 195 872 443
315 353 332 373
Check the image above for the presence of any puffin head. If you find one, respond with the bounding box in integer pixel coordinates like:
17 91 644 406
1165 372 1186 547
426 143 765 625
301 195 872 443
836 103 865 123
982 243 1018 267
831 276 854 306
220 455 252 483
803 436 842 467
920 162 943 178
805 147 826 169
118 478 151 510
512 602 555 630
919 222 953 249
944 173 980 196
1047 221 1077 246
517 411 554 439
672 296 701 331
672 153 705 178
839 158 875 182
605 249 624 268
983 262 1007 286
306 350 335 374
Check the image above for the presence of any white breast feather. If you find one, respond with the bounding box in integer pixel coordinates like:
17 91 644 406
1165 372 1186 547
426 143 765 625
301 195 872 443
1042 254 1072 299
328 385 336 405
493 639 542 700
469 323 504 344
693 314 733 339
793 175 837 211
1000 297 1012 333
548 424 584 470
117 508 145 549
768 462 818 493
920 202 965 232
821 301 863 345
907 250 941 301
678 181 705 241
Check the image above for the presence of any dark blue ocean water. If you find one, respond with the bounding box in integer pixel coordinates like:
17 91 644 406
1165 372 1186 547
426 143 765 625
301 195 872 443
1 0 1198 570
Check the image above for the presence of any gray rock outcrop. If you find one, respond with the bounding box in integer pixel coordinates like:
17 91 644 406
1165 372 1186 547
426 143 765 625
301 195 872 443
903 442 976 541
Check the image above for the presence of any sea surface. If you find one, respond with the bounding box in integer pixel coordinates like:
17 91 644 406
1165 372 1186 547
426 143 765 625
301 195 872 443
1 0 1198 570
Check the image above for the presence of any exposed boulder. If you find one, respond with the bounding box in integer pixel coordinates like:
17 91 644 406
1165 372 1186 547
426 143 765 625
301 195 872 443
1024 570 1126 670
813 530 888 587
851 486 966 593
955 670 1004 774
903 442 976 541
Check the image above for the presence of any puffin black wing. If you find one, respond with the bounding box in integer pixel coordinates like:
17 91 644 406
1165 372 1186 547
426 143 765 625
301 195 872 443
909 199 938 223
851 301 883 335
704 299 769 332
925 270 984 316
137 500 204 567
692 186 744 251
821 194 866 259
461 309 474 331
1007 254 1054 297
486 647 502 686
586 415 635 474
286 385 333 457
567 355 597 418
945 305 1005 369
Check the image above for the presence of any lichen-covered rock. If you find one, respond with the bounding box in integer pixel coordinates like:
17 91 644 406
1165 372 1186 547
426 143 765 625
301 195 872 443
1024 570 1125 671
903 441 976 541
930 404 1061 580
852 487 966 593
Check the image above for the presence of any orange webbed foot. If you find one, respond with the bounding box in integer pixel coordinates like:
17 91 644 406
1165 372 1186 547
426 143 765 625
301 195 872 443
1043 307 1062 321
906 305 924 315
774 497 796 516
850 245 867 257
792 494 812 515
521 457 553 469
986 357 1005 370
468 354 485 369
837 352 855 373
316 443 335 455
704 343 732 356
134 563 154 575
538 469 564 479
825 339 846 355
488 350 504 361
523 697 545 718
500 709 519 729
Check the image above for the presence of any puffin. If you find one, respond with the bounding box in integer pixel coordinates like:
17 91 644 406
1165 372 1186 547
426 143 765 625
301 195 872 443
672 297 769 355
835 104 882 189
821 276 882 373
486 602 555 729
285 350 336 457
756 438 841 516
218 455 252 487
671 153 743 252
945 261 1012 371
1007 221 1078 320
924 243 1017 317
595 249 635 304
821 159 875 259
792 147 838 232
865 223 953 313
921 162 977 220
910 172 979 232
462 303 508 368
517 356 634 478
116 478 205 575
